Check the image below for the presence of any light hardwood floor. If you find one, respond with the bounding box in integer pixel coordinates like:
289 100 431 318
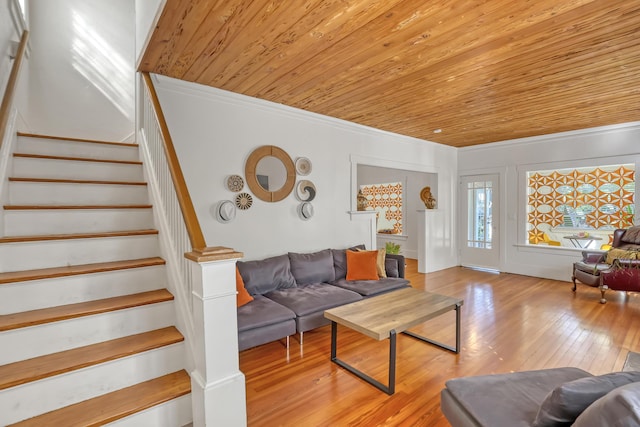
240 259 640 426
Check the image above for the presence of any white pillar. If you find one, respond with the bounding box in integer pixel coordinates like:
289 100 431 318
349 210 378 249
189 255 246 427
417 209 449 273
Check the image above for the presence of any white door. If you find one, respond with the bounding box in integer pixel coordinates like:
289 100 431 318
459 174 500 270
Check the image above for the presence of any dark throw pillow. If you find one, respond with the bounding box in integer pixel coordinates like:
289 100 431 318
621 226 640 245
533 371 640 427
572 382 640 427
236 254 297 295
288 249 335 285
385 258 399 278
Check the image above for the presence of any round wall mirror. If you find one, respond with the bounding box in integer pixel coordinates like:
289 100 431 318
245 145 296 202
256 156 287 192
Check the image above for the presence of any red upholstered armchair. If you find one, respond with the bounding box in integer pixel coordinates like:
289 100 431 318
572 227 640 303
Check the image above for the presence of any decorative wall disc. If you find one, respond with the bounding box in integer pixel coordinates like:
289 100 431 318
295 157 312 176
235 192 253 210
227 175 244 192
295 180 316 202
298 202 314 220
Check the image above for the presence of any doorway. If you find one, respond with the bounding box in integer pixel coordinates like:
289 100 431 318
459 174 500 270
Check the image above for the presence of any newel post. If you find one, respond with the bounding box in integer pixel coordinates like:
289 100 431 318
186 248 246 427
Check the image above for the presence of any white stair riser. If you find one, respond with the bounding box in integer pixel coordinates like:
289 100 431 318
0 302 175 365
16 137 140 162
0 343 185 426
9 181 149 205
0 265 167 314
107 394 192 427
0 235 160 273
12 157 144 181
4 208 154 235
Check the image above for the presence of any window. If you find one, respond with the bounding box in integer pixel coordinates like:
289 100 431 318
466 180 493 248
527 164 635 244
359 182 403 234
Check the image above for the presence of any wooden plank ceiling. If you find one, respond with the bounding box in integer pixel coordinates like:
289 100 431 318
140 0 640 147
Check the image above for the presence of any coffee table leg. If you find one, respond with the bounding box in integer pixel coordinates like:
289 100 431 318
388 330 396 395
331 321 337 359
330 321 397 395
403 303 462 354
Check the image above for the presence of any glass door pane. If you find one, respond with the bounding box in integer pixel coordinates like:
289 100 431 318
467 181 492 249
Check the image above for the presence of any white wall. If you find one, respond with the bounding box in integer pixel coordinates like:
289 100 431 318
0 1 20 102
24 0 135 142
357 165 437 259
134 0 165 67
153 74 458 262
458 122 640 281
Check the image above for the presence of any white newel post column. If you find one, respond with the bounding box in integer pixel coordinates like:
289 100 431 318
349 210 378 249
188 251 246 427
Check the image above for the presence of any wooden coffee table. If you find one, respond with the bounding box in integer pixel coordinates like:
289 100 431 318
324 287 463 394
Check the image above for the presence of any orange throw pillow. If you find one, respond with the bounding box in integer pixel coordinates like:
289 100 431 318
346 250 379 281
236 267 254 307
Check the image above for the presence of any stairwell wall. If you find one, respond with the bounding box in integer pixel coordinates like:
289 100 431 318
152 74 458 263
23 0 136 142
0 0 29 238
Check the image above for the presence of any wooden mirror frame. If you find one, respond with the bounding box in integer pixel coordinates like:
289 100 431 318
245 145 296 202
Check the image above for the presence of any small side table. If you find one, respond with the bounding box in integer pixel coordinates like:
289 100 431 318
563 235 602 249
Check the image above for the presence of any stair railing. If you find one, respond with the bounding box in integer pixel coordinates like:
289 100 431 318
139 72 247 426
0 30 28 151
140 72 242 305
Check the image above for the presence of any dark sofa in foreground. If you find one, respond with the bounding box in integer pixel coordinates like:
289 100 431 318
236 247 409 351
441 368 640 427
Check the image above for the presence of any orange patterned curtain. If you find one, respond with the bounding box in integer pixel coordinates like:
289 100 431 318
360 182 403 234
527 164 635 244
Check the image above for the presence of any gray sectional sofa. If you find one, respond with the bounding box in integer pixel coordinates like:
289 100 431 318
236 247 409 351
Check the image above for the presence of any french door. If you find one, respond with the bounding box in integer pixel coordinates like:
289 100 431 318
459 174 500 270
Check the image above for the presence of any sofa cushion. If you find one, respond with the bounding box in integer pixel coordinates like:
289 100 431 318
330 277 410 297
265 283 362 317
385 258 399 278
236 267 254 307
621 226 640 245
573 261 610 275
332 245 366 280
443 367 592 427
237 254 297 295
236 295 296 332
346 250 379 281
572 381 640 427
288 249 335 285
533 371 640 427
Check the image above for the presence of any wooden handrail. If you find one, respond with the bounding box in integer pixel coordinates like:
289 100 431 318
142 72 207 251
141 72 241 261
0 30 29 149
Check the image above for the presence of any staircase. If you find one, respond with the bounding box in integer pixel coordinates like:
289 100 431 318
0 134 192 426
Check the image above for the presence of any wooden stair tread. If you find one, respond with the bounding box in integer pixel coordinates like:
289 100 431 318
8 370 190 427
0 257 165 285
9 177 147 186
13 153 142 165
0 327 183 390
0 229 159 244
0 289 173 331
17 132 139 147
4 204 152 210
